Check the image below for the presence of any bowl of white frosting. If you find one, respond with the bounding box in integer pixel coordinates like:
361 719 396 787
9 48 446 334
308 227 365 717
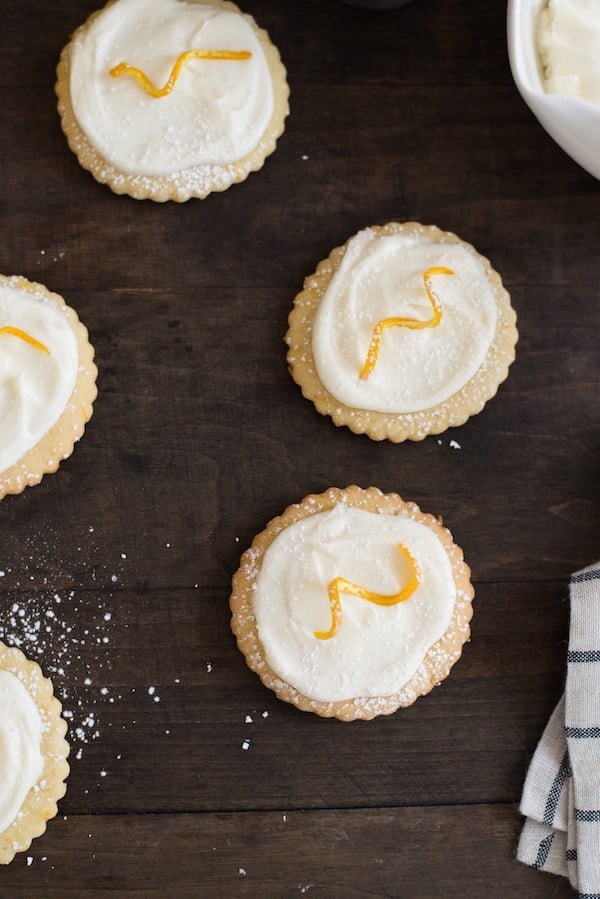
507 0 600 179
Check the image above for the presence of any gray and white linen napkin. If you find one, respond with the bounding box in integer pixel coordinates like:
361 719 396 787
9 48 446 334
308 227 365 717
517 561 600 897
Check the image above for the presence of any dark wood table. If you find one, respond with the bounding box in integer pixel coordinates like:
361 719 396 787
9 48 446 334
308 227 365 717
1 0 598 895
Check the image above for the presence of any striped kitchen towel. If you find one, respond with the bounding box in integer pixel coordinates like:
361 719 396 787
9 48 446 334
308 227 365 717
517 561 600 897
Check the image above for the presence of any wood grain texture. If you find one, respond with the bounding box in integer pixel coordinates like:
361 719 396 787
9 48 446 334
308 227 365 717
0 807 574 898
0 581 568 815
1 0 599 895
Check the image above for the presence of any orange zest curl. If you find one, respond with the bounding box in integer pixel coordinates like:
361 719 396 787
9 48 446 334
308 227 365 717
0 326 50 355
314 543 420 640
359 266 455 379
109 49 252 99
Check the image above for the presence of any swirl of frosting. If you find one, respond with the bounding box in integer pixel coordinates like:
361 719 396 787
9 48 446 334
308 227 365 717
0 281 78 473
253 505 456 702
0 671 44 834
312 228 498 414
69 0 275 175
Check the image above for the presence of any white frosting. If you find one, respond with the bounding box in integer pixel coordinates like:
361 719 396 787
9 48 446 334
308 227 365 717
0 671 44 834
253 505 456 702
312 228 498 413
538 0 600 105
0 283 78 473
69 0 275 175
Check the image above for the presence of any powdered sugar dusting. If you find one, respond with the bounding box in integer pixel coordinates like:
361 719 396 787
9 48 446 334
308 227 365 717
56 6 289 202
0 525 127 755
232 487 473 720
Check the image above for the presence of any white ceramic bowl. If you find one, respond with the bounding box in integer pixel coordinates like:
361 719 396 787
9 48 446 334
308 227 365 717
507 0 600 180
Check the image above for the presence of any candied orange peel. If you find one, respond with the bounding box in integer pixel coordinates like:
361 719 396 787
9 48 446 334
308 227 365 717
314 542 420 640
0 326 50 355
359 266 454 379
109 49 252 98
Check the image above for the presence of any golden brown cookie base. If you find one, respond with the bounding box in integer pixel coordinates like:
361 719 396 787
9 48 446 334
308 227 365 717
230 486 474 721
0 275 97 500
286 222 518 442
56 0 289 202
0 642 70 865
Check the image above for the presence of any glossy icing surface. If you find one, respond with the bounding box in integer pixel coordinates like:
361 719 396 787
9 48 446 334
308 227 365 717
69 0 275 175
253 505 456 702
0 671 44 835
0 281 78 473
312 228 498 413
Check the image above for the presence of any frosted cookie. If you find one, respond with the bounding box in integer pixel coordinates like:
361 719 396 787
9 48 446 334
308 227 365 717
0 642 70 864
286 222 518 442
230 486 473 721
0 275 97 500
56 0 289 201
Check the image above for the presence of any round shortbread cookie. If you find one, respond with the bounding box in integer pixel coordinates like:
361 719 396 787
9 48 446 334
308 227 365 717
286 222 517 442
0 642 70 865
56 0 289 201
230 486 474 721
0 275 97 500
